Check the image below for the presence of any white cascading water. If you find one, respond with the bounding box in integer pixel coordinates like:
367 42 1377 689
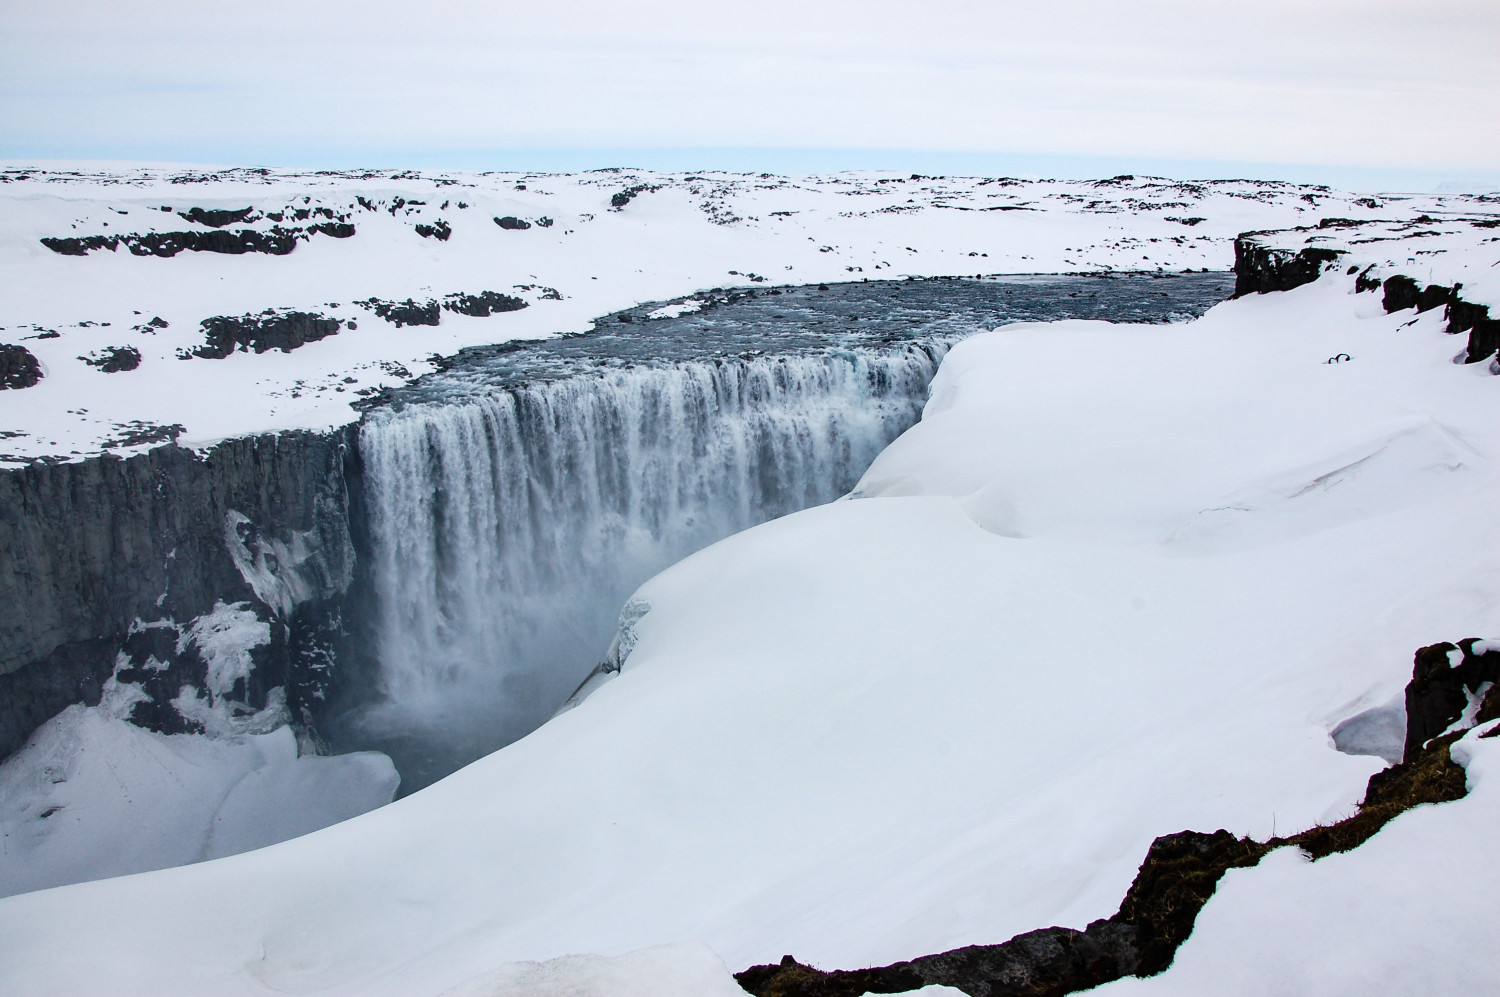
355 344 950 777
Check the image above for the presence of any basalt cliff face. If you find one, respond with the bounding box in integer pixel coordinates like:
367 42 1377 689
0 431 355 757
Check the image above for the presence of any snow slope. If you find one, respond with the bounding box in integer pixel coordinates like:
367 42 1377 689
3 267 1498 994
0 166 1479 463
1095 725 1500 997
0 611 399 897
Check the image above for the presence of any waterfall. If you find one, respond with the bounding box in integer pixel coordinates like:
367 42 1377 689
353 342 952 784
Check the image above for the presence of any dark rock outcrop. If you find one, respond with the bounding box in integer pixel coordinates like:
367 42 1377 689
197 311 342 358
738 638 1487 997
415 219 451 241
738 828 1268 997
441 291 528 317
40 223 354 258
0 344 42 389
1377 275 1500 364
494 215 531 230
1443 298 1500 364
0 431 356 758
81 345 141 372
357 297 442 328
1231 237 1344 297
1235 231 1500 366
610 184 657 209
1404 639 1500 760
177 206 258 228
1381 275 1422 312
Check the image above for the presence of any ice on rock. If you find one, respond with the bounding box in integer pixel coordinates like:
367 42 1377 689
177 599 270 700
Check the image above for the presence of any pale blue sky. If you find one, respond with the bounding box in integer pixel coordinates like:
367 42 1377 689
3 0 1497 191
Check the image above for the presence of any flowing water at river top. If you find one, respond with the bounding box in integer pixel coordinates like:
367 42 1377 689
339 274 1235 790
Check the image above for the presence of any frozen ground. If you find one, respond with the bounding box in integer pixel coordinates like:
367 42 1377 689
0 165 1482 464
2 258 1498 994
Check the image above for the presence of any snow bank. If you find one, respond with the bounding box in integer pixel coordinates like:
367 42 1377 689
0 166 1481 464
1095 727 1500 997
2 268 1497 994
0 672 398 898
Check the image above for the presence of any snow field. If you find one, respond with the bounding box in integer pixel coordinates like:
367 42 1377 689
1 167 1480 463
2 272 1499 994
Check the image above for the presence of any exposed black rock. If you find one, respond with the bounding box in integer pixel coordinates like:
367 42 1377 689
0 636 118 760
738 636 1484 997
197 311 343 358
81 345 141 372
1231 237 1344 296
39 236 106 256
1237 234 1500 368
738 826 1268 997
1404 639 1500 760
357 297 441 328
1376 276 1500 364
494 215 531 230
39 223 354 258
1418 283 1456 313
310 221 355 239
441 291 528 317
0 344 42 389
415 219 451 241
1382 275 1423 312
177 206 258 228
610 184 658 209
101 421 183 449
1446 299 1500 364
133 316 170 335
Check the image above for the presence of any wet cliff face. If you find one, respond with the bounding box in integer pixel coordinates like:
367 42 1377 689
0 431 355 758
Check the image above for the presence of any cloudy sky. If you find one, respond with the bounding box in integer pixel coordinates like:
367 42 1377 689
2 0 1497 188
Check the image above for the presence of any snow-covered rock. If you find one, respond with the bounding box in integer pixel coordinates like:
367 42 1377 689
0 166 1477 465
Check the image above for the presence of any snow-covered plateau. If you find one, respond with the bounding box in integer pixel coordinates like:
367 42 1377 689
1 166 1499 996
0 165 1478 464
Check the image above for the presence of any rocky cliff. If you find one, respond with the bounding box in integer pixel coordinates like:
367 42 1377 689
0 431 356 758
